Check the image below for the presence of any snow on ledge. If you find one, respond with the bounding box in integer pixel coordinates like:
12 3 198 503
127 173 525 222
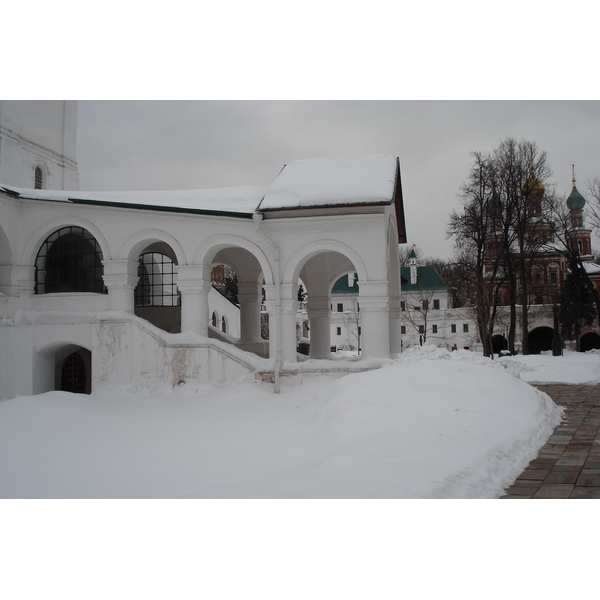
0 183 266 216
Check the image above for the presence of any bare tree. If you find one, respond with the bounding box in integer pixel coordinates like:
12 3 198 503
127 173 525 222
448 151 504 357
448 139 555 355
342 296 361 352
402 287 437 344
588 176 600 229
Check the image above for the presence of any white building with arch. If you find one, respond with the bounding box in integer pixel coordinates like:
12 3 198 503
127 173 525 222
1 128 407 397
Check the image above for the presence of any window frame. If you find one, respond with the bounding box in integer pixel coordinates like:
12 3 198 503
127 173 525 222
35 226 106 295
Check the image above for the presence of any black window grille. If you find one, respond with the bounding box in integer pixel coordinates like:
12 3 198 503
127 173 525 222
134 252 180 307
35 226 106 294
34 166 43 189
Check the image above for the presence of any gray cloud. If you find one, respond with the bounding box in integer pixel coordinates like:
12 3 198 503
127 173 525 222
76 100 600 258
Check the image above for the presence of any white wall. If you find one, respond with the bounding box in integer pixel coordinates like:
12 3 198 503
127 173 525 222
0 100 79 190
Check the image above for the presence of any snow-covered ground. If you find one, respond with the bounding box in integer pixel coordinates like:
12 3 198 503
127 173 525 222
4 346 597 500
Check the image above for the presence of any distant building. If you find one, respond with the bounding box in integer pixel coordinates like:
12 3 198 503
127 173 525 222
329 247 475 353
484 170 600 353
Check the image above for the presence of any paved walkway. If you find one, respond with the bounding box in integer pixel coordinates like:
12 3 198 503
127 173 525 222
501 384 600 498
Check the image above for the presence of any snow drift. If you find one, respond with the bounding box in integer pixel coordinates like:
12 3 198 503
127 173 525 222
0 345 576 499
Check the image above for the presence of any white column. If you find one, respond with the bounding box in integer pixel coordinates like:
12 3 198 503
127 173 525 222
17 266 36 298
237 281 262 342
102 259 138 313
307 296 331 359
177 265 212 335
359 281 391 359
264 283 299 362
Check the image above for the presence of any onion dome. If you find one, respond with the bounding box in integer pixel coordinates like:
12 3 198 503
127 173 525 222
567 167 586 211
524 169 545 199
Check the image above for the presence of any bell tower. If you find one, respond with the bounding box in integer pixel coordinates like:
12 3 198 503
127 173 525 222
566 165 591 256
0 100 79 190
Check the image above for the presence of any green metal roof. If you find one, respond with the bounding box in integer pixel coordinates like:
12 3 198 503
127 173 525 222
331 274 359 294
399 266 449 292
331 266 449 294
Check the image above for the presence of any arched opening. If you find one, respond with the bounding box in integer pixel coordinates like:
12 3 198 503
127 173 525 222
35 343 92 395
295 249 360 360
61 353 86 393
528 327 554 355
208 263 240 340
56 346 91 394
205 246 267 355
580 332 600 352
35 226 106 294
492 334 508 354
134 243 180 332
330 272 360 354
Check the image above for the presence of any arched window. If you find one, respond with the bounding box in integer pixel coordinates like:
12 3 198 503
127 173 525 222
221 316 227 333
34 166 44 189
212 312 218 327
35 226 106 294
134 252 180 307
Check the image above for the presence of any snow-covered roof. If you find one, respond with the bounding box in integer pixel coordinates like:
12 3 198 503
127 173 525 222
584 262 600 275
258 154 398 212
0 153 403 220
0 184 266 217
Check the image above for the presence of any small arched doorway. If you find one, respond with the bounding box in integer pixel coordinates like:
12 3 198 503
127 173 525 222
492 334 508 354
528 327 554 355
580 332 600 352
61 353 86 393
53 346 92 394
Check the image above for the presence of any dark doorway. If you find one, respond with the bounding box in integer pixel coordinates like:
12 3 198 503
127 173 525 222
61 352 87 394
492 334 508 354
580 332 600 352
528 327 554 355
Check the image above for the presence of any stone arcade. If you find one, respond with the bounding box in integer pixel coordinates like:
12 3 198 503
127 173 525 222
0 106 407 397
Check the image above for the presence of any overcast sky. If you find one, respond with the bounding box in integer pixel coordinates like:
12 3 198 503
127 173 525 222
76 100 600 259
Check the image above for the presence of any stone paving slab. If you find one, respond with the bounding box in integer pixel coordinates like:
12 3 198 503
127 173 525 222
501 384 600 499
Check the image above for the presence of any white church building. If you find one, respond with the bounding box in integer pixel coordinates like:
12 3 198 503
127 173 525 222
0 101 408 398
